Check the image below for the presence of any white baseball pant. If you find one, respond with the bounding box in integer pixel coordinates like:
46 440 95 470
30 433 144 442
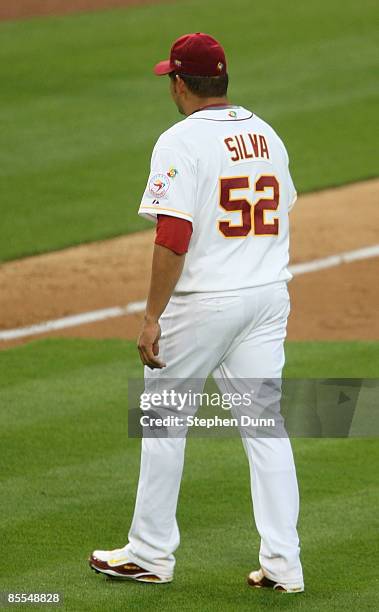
125 281 303 588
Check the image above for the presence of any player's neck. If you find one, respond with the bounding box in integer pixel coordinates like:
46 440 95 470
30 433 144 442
185 97 230 116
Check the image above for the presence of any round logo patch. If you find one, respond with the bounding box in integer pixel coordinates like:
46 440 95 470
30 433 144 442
149 173 171 197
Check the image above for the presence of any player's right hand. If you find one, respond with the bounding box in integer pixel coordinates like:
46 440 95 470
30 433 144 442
137 320 166 369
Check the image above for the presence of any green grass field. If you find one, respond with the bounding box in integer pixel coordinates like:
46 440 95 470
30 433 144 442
0 0 378 261
1 339 378 611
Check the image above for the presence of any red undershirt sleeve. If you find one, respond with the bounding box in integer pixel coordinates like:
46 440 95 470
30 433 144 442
155 214 193 255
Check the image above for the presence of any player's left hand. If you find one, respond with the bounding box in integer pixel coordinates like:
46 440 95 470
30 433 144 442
137 320 166 369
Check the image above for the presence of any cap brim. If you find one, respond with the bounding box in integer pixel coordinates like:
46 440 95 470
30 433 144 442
153 60 174 76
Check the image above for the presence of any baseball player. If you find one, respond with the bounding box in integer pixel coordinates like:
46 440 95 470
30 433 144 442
90 33 304 593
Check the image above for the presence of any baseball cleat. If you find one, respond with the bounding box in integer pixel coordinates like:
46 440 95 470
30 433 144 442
89 548 172 583
247 568 304 593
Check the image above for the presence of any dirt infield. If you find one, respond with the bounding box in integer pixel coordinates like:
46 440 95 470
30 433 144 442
0 0 165 21
0 179 378 349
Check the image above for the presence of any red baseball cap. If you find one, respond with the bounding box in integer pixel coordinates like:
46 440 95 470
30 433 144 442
154 33 227 77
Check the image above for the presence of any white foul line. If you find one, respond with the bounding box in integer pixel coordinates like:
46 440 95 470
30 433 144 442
1 244 378 342
0 301 147 341
289 244 379 275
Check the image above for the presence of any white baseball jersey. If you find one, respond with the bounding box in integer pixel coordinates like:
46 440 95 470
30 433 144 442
139 106 297 292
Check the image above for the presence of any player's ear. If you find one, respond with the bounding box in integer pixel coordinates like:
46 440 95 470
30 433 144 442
169 73 179 93
176 75 187 95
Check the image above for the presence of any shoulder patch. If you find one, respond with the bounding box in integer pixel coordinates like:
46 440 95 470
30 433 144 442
149 173 171 197
167 167 178 178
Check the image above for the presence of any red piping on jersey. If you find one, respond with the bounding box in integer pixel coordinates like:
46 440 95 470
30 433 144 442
191 103 236 114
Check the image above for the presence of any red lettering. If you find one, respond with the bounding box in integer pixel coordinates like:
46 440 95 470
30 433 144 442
235 135 244 160
248 133 259 157
224 137 239 161
259 135 270 159
254 175 279 234
225 134 270 162
219 177 251 237
240 134 253 159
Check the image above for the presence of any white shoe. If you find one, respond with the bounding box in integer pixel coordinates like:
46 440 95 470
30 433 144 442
247 568 304 593
89 547 172 583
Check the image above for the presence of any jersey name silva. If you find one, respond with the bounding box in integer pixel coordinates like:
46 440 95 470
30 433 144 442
223 132 270 164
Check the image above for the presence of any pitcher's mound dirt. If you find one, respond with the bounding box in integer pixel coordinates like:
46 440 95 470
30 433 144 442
0 179 378 349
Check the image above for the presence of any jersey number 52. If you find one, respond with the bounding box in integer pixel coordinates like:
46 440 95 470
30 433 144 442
218 175 279 237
